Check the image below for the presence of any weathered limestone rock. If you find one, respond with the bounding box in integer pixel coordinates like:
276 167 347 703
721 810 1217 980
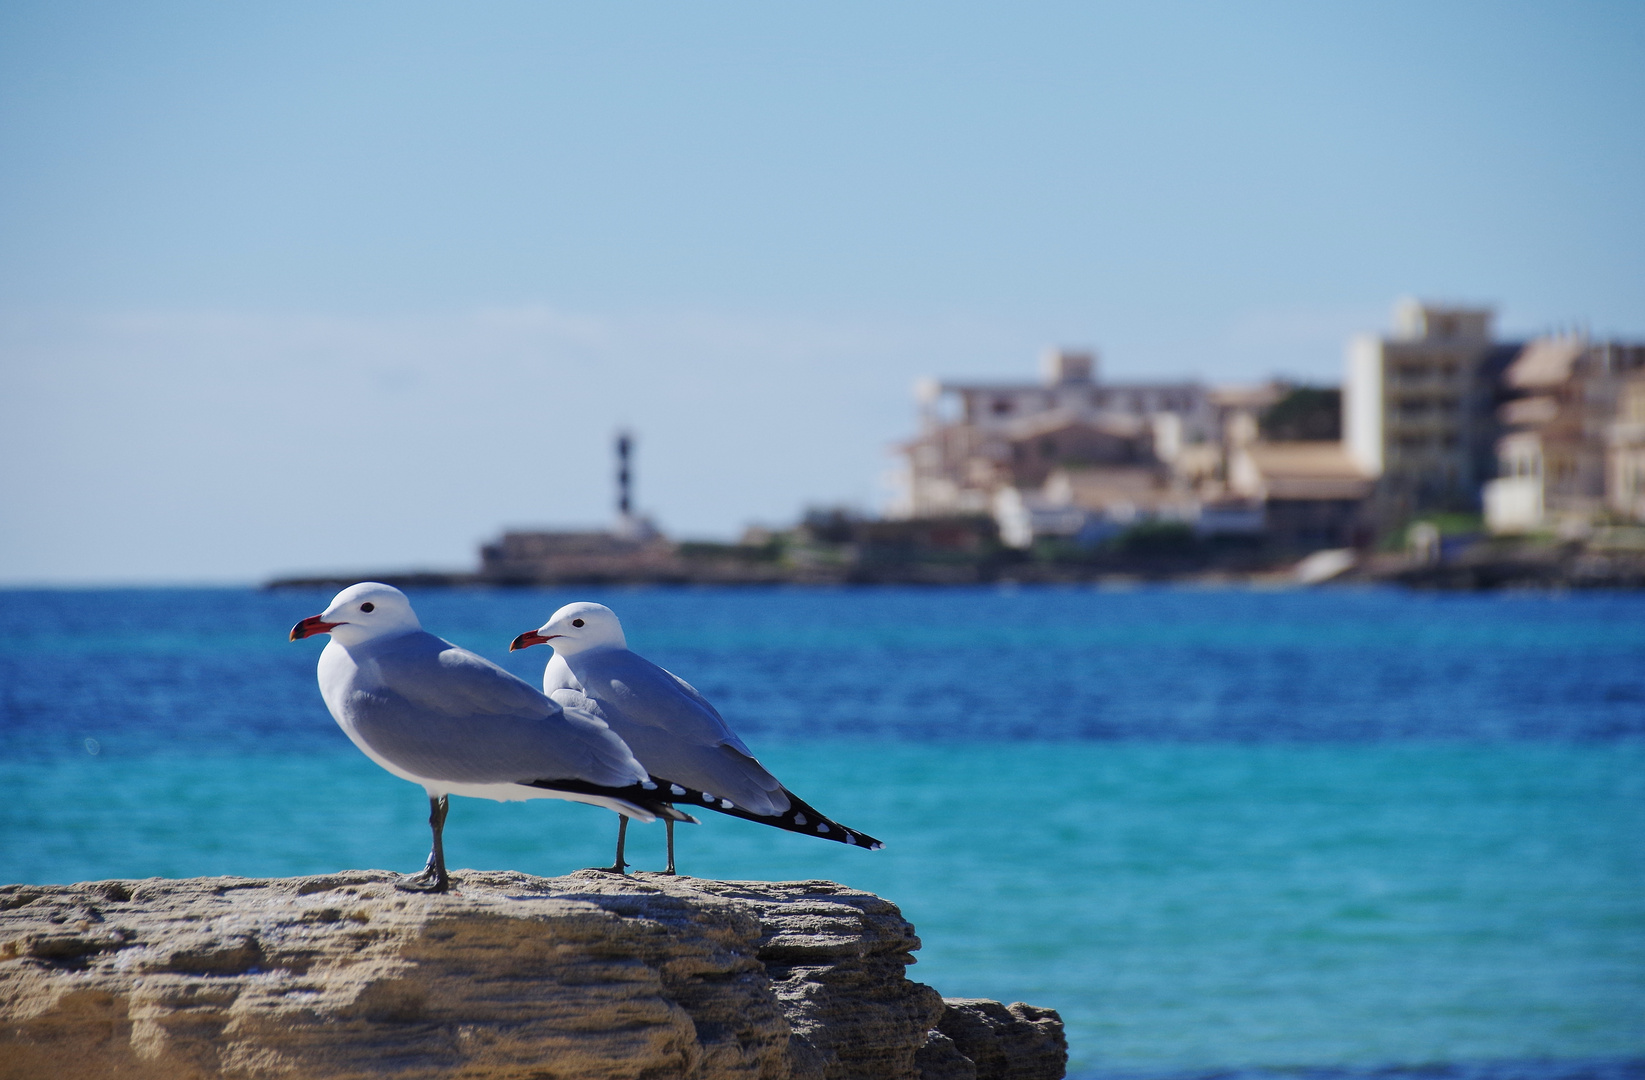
933 1000 1067 1080
0 870 1064 1080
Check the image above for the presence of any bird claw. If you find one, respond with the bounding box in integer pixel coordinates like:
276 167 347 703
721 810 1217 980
395 868 451 893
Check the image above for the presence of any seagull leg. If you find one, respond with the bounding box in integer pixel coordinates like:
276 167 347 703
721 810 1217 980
663 817 677 876
397 794 451 893
590 816 629 874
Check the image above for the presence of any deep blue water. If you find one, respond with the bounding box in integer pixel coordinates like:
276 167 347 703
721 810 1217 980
2 586 1642 1078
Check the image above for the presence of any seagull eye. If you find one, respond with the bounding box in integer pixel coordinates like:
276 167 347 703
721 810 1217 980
572 618 584 628
361 603 375 613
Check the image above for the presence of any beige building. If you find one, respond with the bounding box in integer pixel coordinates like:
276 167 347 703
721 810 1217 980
899 348 1212 518
1345 300 1520 529
1483 337 1645 532
903 348 1376 551
1228 442 1375 549
1609 374 1645 522
993 464 1199 548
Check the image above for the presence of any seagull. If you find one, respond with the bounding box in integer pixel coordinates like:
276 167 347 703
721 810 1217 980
510 602 883 874
289 582 700 893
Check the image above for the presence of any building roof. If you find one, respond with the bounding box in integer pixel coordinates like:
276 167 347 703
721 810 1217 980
1505 336 1587 389
1240 442 1374 500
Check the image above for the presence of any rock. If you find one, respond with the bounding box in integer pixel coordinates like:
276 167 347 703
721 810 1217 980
0 870 1064 1080
913 1029 978 1080
935 999 1069 1080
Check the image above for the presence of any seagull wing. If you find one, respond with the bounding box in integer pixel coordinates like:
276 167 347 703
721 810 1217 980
345 632 647 789
570 649 788 815
577 649 751 751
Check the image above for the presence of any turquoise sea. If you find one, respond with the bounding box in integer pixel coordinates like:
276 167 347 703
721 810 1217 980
2 586 1642 1078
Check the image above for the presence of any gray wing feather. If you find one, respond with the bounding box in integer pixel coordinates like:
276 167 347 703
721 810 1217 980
578 650 756 755
346 632 645 787
559 653 787 815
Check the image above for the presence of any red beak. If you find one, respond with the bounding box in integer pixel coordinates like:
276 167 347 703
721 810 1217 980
290 615 343 641
509 630 556 652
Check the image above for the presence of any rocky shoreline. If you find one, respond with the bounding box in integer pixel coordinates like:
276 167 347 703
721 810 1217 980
0 870 1064 1080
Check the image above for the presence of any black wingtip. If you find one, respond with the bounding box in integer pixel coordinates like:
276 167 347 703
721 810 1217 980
518 776 697 822
556 773 882 850
667 783 883 850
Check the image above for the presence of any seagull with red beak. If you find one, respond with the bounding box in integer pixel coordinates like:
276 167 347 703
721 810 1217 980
290 582 701 892
511 601 883 874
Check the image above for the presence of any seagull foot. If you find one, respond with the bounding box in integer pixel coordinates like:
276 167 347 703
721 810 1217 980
586 862 628 875
395 870 451 894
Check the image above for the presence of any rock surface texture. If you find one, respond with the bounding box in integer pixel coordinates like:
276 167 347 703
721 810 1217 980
0 871 1064 1080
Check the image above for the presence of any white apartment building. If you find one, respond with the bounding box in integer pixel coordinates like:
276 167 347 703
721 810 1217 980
1345 300 1520 528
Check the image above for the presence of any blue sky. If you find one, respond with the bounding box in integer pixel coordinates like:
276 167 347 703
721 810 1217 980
2 2 1641 581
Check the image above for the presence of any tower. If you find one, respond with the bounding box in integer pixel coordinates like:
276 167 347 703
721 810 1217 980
615 430 633 520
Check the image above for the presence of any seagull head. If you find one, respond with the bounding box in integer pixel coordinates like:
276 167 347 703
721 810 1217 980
510 601 626 656
289 582 422 646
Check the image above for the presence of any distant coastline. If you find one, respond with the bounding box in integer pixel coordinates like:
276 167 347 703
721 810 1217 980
263 533 1645 592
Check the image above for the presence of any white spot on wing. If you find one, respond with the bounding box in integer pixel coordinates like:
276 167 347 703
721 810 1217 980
702 792 716 803
817 823 829 833
671 784 686 796
720 799 733 808
793 813 807 825
642 781 657 790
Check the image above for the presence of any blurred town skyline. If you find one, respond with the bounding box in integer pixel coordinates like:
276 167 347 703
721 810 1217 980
2 3 1642 582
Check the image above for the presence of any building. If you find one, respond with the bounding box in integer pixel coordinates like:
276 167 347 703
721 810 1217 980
479 528 681 583
1228 442 1375 550
1483 337 1645 532
900 348 1213 518
1609 372 1645 522
993 464 1198 548
902 347 1378 552
1345 300 1521 530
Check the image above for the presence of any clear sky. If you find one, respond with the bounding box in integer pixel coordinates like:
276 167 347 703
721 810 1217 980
2 1 1642 583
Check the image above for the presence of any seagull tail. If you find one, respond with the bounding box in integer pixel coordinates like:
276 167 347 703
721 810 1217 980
518 777 701 823
662 782 884 850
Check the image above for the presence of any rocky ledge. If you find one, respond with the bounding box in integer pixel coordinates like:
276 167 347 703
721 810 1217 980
0 870 1064 1080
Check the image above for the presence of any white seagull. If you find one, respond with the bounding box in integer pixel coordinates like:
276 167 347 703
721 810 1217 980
510 602 883 874
289 583 701 892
